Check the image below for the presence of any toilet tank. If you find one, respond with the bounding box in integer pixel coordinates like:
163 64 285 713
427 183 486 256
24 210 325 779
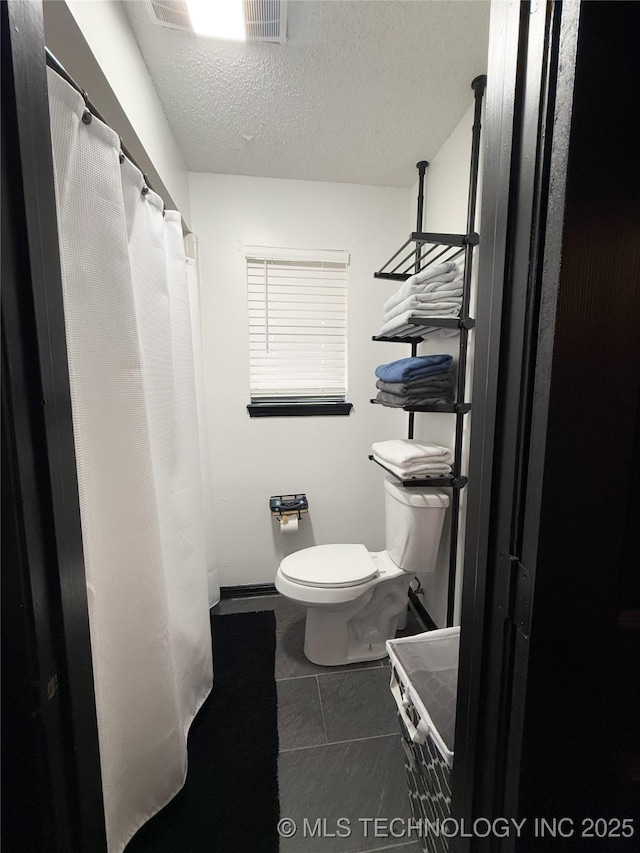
384 477 449 573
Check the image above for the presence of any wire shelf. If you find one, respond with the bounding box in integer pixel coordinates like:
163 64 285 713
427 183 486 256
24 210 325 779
372 315 475 342
370 400 471 414
368 456 468 489
374 231 477 282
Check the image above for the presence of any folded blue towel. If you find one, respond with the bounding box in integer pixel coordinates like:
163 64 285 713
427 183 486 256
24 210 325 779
375 354 453 383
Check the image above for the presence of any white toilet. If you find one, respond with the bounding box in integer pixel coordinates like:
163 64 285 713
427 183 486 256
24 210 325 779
275 478 449 666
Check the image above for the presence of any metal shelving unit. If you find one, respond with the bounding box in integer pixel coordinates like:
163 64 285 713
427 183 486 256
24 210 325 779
370 75 486 627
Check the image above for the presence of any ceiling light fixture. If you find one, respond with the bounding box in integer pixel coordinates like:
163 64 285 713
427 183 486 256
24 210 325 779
186 0 246 41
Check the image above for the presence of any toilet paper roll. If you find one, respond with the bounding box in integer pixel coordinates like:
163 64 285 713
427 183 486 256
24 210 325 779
279 513 299 535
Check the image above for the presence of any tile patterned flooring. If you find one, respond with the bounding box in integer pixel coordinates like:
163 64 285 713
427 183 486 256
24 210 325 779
213 594 424 853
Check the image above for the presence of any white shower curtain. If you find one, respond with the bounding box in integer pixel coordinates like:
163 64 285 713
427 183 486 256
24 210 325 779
186 257 220 607
47 70 213 853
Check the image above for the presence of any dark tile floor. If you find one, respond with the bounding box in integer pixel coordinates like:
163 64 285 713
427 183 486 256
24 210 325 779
214 594 425 853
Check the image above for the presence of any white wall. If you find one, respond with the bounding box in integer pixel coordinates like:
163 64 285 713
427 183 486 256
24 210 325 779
44 0 191 223
423 101 477 234
189 173 410 585
408 101 482 627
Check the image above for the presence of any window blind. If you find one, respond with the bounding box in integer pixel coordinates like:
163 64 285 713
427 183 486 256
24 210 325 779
247 252 348 400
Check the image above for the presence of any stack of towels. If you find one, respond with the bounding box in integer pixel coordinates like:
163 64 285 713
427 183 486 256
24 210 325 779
371 439 453 480
374 354 454 407
378 260 463 338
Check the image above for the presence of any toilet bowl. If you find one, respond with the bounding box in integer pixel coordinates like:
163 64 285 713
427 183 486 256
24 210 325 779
275 479 449 666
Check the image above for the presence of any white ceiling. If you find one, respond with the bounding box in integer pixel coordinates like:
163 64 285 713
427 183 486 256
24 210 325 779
124 0 490 187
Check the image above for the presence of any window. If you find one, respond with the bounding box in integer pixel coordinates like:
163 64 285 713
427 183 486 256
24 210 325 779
246 247 352 416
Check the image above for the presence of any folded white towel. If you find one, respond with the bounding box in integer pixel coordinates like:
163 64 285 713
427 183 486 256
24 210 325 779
405 262 461 288
373 455 452 479
382 292 463 325
393 460 452 473
413 327 460 341
383 265 461 314
416 277 464 294
372 439 454 467
383 277 461 315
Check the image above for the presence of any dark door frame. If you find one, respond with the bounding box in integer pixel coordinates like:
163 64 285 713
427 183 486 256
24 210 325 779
452 0 582 848
1 1 107 850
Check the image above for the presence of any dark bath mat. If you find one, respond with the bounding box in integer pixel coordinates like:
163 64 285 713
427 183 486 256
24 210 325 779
126 610 279 852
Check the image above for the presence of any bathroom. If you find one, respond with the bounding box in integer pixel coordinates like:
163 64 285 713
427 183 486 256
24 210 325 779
2 2 639 853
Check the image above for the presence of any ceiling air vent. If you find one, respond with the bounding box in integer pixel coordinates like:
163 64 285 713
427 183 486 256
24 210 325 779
244 0 287 43
145 0 288 43
146 0 191 32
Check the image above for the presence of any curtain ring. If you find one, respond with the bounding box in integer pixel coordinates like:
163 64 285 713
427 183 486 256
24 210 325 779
141 173 150 196
119 139 125 164
80 90 92 124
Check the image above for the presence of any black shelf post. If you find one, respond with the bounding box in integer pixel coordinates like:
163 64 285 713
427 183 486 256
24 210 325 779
408 160 429 441
445 74 486 625
371 76 486 629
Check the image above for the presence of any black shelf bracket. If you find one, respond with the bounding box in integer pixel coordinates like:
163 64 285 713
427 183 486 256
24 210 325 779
371 315 475 343
368 456 469 490
451 476 469 489
410 231 467 247
370 400 471 415
371 333 424 344
407 316 465 329
368 456 455 488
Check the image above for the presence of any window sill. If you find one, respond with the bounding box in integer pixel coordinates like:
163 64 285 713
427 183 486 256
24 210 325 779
247 401 353 418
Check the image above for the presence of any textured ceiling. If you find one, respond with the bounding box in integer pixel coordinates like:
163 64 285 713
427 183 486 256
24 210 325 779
124 0 490 187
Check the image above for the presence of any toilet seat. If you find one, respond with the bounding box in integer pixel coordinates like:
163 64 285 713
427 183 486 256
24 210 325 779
280 543 378 589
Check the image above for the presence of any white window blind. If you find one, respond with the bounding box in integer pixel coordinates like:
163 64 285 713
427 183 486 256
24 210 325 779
247 248 349 400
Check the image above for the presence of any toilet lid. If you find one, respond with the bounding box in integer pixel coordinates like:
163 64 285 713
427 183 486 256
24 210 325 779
280 544 378 588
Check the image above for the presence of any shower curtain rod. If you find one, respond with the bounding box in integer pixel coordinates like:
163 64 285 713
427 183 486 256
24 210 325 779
45 46 159 199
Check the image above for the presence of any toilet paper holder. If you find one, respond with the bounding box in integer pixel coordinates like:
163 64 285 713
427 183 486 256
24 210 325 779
270 494 309 521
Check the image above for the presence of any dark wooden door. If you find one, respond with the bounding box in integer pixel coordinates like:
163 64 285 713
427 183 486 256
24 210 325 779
515 1 640 843
1 2 106 850
454 2 639 850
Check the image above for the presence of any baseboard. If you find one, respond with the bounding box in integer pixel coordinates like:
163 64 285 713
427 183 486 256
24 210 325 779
408 589 438 631
220 584 438 631
220 583 278 599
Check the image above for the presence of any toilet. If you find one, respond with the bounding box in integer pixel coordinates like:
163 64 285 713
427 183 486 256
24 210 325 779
275 478 449 666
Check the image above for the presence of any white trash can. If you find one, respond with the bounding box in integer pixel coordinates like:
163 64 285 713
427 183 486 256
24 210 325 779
387 627 460 853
